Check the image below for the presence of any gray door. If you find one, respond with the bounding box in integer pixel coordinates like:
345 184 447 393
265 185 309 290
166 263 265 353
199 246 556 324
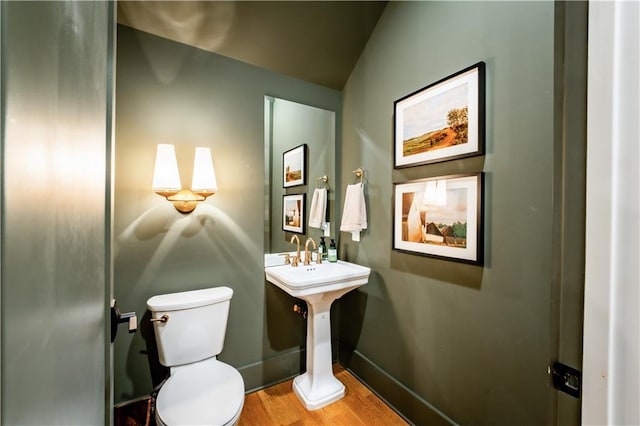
1 2 114 424
552 1 588 424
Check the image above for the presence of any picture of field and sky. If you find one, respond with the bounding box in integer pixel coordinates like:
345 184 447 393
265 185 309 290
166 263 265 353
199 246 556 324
401 187 468 248
402 83 469 158
284 151 302 183
283 145 306 187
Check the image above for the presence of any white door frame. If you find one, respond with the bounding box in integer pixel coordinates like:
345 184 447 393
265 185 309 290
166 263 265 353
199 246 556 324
583 1 639 424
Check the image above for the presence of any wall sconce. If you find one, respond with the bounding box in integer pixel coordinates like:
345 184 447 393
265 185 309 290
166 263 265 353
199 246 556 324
423 180 447 206
152 144 218 213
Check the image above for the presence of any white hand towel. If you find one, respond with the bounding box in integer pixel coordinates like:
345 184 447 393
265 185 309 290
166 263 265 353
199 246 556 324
308 188 327 228
340 183 367 233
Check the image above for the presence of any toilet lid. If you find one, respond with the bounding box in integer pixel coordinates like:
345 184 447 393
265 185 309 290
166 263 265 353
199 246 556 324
156 359 245 425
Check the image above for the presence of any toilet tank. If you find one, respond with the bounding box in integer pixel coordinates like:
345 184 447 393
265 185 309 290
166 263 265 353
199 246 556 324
146 287 233 367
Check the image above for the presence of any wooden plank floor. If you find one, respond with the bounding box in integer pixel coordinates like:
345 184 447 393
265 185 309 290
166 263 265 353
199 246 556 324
238 364 408 426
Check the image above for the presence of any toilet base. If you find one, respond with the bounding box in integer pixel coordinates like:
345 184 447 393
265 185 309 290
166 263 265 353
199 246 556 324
292 372 345 410
156 403 243 426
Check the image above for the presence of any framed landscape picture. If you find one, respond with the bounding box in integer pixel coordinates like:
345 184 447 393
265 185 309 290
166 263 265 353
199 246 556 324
283 144 307 187
393 173 484 265
394 62 485 168
282 193 306 234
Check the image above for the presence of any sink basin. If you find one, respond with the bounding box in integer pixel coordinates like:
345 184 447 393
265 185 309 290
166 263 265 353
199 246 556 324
265 260 370 298
265 258 370 410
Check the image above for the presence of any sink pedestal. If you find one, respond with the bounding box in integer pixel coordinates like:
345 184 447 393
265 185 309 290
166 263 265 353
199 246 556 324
263 259 371 410
293 297 344 410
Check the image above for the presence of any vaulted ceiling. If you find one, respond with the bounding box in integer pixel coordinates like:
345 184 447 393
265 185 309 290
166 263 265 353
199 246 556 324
117 1 387 90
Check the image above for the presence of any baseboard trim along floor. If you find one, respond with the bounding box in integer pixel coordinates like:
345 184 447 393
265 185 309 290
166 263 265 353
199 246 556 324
339 345 455 425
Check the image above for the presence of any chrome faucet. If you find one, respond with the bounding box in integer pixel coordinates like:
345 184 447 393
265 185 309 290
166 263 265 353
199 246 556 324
304 237 317 265
290 235 301 267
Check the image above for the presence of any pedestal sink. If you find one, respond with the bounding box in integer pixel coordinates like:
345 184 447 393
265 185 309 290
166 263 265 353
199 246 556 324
265 259 370 410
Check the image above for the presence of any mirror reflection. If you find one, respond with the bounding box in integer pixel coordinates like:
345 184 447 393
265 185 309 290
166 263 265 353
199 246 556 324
264 96 336 256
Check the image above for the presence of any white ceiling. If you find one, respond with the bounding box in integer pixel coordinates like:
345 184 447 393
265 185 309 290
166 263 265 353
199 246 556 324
117 1 387 90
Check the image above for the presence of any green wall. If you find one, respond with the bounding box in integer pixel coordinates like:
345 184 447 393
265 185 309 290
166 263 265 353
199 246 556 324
338 2 558 424
114 25 341 403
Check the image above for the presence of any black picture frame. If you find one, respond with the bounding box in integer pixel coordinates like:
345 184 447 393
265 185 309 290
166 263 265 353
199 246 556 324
282 193 306 234
392 173 484 265
394 62 485 168
283 144 307 188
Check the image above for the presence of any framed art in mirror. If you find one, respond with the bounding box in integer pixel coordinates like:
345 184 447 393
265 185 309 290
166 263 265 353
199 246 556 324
393 173 484 265
283 193 306 234
283 144 307 187
394 62 485 168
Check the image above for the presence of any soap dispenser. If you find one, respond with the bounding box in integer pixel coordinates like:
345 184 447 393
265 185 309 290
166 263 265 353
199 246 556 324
319 237 327 260
328 239 338 262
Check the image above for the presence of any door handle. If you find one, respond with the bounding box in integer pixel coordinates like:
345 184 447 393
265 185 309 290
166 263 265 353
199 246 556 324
110 299 138 342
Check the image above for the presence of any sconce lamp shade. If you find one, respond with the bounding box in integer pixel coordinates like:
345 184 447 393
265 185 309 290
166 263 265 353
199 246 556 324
152 144 217 213
152 144 181 195
191 147 218 194
423 180 447 206
423 181 438 205
435 180 447 206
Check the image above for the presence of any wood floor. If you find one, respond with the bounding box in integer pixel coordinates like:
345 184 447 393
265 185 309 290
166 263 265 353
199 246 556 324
238 364 408 426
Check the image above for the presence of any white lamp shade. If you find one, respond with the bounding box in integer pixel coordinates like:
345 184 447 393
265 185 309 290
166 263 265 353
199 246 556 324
435 180 447 206
152 144 181 191
191 147 218 193
423 180 447 206
423 181 438 205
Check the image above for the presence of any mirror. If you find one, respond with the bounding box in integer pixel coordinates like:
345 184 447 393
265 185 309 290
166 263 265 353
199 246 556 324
264 96 336 256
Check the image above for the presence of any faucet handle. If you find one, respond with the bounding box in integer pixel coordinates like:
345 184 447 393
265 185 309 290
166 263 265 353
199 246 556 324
316 248 323 264
279 253 292 265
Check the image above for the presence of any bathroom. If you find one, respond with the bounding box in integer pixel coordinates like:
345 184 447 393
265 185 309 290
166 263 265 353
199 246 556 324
1 1 639 425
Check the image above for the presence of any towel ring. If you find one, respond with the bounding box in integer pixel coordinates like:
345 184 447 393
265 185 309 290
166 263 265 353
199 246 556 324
316 175 328 189
353 168 364 184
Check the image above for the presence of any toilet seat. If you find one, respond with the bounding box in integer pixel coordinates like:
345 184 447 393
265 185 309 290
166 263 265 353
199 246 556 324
155 358 245 426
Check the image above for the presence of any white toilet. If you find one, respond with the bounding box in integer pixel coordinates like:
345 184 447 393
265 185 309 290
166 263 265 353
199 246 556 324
147 286 245 426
